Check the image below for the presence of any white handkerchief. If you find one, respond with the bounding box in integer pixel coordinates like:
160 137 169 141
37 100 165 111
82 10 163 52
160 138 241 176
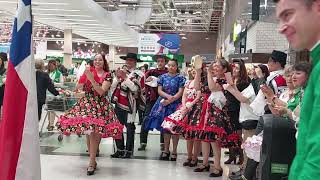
145 76 159 87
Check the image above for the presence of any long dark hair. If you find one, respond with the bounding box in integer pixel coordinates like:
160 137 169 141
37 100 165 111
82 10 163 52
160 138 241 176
216 58 232 73
94 53 109 72
233 59 249 84
257 64 270 80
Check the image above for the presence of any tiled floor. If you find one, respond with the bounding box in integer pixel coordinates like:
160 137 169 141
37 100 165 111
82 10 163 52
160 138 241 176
39 113 238 180
41 154 230 180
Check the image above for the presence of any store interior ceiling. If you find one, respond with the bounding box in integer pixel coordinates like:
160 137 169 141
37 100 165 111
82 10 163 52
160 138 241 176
0 0 277 47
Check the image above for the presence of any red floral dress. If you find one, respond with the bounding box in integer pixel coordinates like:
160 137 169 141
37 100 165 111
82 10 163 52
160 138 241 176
56 71 123 139
161 81 198 134
197 80 241 148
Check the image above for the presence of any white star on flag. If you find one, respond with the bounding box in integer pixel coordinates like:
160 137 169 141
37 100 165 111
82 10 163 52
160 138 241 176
16 0 31 31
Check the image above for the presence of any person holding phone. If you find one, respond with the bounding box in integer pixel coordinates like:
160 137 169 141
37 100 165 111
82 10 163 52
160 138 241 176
224 59 251 165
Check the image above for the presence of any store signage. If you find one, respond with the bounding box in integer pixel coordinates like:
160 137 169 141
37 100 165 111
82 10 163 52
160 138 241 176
138 33 181 55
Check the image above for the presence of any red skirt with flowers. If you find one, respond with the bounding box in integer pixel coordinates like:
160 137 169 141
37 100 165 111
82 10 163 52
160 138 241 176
197 101 241 148
56 93 124 139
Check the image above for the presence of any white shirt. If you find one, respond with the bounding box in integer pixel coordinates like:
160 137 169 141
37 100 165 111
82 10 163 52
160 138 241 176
239 84 259 123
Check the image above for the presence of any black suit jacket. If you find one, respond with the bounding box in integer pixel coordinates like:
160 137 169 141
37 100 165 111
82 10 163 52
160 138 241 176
36 71 59 105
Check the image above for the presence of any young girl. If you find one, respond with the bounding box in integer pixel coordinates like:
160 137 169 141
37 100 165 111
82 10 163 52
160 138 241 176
161 68 201 162
145 59 186 161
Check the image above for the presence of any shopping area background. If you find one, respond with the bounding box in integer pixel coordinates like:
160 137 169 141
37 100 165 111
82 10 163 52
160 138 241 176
0 0 319 180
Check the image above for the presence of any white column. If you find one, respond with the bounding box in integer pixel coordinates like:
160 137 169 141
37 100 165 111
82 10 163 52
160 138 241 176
63 29 72 69
108 45 116 70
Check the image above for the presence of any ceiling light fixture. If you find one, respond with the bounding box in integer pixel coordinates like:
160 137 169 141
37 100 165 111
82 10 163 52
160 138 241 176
175 2 202 5
33 13 91 17
32 8 79 12
37 18 97 22
32 2 69 5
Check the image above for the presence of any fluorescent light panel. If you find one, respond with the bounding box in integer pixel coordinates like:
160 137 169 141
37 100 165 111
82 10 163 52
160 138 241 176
33 13 91 17
37 18 97 22
32 8 80 12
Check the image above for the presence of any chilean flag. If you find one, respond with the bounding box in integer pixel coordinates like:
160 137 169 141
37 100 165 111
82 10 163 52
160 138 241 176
0 0 41 180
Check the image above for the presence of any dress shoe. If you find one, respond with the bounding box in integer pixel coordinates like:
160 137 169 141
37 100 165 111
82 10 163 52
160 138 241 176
110 151 124 158
138 144 146 151
159 151 170 161
209 168 223 177
194 164 210 172
122 151 133 159
183 159 192 166
189 159 198 167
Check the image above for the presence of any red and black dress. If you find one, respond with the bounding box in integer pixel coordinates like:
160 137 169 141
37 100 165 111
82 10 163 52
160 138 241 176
182 82 211 140
56 70 124 139
197 79 241 148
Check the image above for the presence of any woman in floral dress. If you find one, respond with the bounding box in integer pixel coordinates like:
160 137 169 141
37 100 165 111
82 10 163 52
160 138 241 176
181 66 211 167
194 59 241 178
56 54 123 176
145 59 185 161
161 69 200 134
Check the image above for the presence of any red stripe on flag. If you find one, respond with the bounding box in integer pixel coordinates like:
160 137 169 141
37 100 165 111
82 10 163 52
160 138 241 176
0 61 28 180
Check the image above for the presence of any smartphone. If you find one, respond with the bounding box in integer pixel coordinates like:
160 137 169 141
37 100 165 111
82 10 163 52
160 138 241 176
224 72 233 84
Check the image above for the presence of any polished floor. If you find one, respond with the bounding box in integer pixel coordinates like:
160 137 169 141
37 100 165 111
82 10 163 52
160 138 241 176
39 111 238 180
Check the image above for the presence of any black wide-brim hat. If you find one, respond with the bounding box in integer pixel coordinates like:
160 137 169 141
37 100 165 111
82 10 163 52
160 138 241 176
120 53 143 62
271 50 287 64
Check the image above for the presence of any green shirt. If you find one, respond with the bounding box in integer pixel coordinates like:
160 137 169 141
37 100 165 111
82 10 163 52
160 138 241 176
287 88 303 112
49 69 62 83
289 42 320 180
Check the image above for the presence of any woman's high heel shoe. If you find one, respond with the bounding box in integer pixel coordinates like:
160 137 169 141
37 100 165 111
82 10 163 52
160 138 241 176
170 153 177 161
209 168 223 177
194 164 210 172
189 159 198 167
224 157 237 164
183 159 192 166
87 162 97 176
159 151 170 161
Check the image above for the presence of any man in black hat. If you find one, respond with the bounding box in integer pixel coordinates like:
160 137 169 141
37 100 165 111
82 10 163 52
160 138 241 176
230 50 288 180
110 53 146 158
265 50 287 94
138 54 168 151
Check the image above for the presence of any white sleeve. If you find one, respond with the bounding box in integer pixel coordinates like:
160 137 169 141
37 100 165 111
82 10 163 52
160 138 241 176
242 85 256 103
122 78 138 92
249 90 266 116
